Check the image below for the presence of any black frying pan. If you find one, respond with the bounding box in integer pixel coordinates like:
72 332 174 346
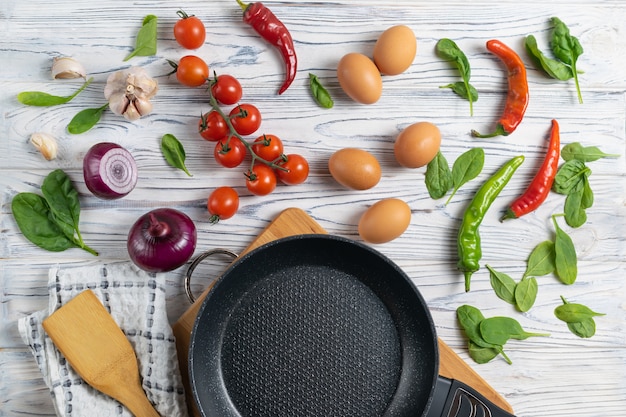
189 234 516 417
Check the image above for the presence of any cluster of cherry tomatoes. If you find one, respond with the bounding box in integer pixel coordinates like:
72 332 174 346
171 10 310 223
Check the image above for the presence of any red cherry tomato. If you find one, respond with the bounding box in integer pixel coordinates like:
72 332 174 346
229 104 261 136
199 111 228 142
173 10 206 50
211 74 243 105
251 134 284 162
214 136 247 168
276 154 310 185
246 164 276 196
173 55 209 87
207 186 239 223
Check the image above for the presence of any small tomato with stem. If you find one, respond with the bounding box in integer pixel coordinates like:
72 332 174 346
168 55 209 87
211 73 243 105
229 103 261 136
173 10 206 50
207 186 239 223
251 134 284 162
246 164 276 196
214 136 247 168
199 110 228 141
276 154 309 185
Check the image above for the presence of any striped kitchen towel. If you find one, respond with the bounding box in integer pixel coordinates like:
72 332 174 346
18 261 189 417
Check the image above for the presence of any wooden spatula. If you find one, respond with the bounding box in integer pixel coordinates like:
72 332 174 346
42 289 160 417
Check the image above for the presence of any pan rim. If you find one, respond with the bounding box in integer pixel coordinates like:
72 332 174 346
189 233 439 417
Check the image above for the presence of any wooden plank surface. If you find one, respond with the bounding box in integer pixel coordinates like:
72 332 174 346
2 1 626 416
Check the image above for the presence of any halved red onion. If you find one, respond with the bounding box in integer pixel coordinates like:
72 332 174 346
127 208 197 273
83 142 138 199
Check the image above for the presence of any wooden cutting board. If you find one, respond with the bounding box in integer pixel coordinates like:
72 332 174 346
173 207 513 416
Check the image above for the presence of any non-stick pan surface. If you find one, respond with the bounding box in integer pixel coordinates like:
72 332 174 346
189 234 439 417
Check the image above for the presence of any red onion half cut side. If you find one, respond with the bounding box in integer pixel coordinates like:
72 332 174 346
83 142 138 200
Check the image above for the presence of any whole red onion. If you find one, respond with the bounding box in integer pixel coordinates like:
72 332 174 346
127 208 197 273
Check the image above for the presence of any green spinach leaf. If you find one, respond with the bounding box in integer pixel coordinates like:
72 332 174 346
552 215 577 284
552 159 590 195
124 14 158 61
515 276 538 312
425 151 453 200
486 265 516 305
525 240 556 278
67 103 109 134
11 193 78 252
555 296 605 323
447 147 484 204
524 35 573 81
468 341 501 364
561 142 619 162
479 316 549 346
550 17 584 103
161 134 192 176
436 38 476 115
17 77 93 106
440 82 478 102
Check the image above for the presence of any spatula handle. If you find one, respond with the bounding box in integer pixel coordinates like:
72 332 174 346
115 385 161 417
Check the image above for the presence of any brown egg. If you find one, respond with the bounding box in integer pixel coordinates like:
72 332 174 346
373 25 417 76
328 148 381 190
358 198 412 244
337 53 383 104
394 121 442 168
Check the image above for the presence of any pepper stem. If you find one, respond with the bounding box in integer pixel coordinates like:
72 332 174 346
464 270 473 292
235 0 249 12
471 124 508 138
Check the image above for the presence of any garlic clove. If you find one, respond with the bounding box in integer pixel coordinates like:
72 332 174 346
107 92 130 116
30 132 58 160
132 98 153 117
51 57 87 80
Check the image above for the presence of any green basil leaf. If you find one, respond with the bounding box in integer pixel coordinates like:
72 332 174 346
515 276 538 312
561 142 620 162
555 297 605 323
308 73 334 109
550 17 584 103
468 341 501 364
447 147 484 204
525 240 556 278
552 216 578 284
425 151 453 200
124 14 158 61
524 35 573 81
567 319 596 338
11 193 78 252
17 77 93 106
161 134 192 176
486 265 516 305
67 103 108 134
552 159 589 195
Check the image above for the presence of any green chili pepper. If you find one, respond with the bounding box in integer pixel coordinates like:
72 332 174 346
457 155 524 291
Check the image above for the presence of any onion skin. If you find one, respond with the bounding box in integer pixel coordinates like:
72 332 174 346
83 142 138 200
127 208 197 273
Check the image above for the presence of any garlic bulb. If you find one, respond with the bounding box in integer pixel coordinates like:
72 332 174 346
51 57 87 79
30 132 58 160
104 67 158 121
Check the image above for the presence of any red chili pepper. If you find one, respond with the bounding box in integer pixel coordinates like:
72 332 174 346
236 0 297 95
500 119 560 221
472 39 529 138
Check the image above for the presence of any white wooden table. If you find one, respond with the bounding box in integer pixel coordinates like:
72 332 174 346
1 1 625 416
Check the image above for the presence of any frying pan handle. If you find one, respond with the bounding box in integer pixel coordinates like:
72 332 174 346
184 248 238 303
427 376 516 417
